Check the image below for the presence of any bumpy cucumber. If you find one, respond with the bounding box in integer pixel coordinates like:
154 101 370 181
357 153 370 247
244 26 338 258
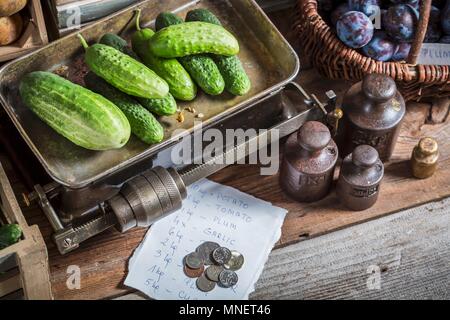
149 21 239 58
20 71 130 150
186 9 251 96
155 13 224 96
186 8 222 26
78 34 168 99
99 33 140 60
84 72 164 144
138 93 177 116
0 224 22 250
155 12 183 31
131 10 196 101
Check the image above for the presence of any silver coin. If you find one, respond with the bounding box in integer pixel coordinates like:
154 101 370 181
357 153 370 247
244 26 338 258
218 270 238 288
205 265 224 282
185 252 203 270
196 241 220 265
196 274 216 292
224 250 244 271
212 247 232 265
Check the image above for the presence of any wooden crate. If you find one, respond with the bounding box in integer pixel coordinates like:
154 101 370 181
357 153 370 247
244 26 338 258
0 0 48 62
0 161 52 299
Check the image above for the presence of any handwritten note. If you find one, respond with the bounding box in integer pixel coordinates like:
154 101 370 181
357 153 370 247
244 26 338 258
125 179 287 300
417 43 450 66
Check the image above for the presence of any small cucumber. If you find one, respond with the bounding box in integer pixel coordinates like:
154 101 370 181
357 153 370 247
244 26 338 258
186 8 222 26
138 93 177 117
155 12 183 31
78 34 168 99
186 8 251 96
131 10 196 101
20 71 131 150
84 72 164 144
155 13 224 96
98 33 140 60
149 21 239 58
0 224 22 250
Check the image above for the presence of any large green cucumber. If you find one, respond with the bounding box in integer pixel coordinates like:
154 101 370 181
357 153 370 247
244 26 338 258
0 224 22 250
98 33 140 60
155 12 183 31
149 21 239 58
78 34 168 99
131 10 196 101
186 9 251 96
155 13 224 96
20 71 130 150
84 72 164 144
138 93 177 117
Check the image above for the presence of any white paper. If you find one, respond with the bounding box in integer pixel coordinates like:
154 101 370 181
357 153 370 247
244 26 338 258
125 179 287 300
417 43 450 66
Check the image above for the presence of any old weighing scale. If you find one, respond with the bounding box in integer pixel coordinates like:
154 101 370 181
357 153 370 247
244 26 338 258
0 0 339 254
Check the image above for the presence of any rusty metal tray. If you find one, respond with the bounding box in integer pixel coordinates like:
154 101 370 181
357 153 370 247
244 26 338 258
0 0 299 189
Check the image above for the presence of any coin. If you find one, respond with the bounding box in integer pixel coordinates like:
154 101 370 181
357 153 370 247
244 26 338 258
196 241 220 265
205 265 224 282
218 270 238 288
196 274 216 292
185 252 203 270
212 247 232 265
184 265 204 278
224 250 244 271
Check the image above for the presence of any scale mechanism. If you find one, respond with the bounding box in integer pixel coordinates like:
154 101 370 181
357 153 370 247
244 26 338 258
23 83 340 254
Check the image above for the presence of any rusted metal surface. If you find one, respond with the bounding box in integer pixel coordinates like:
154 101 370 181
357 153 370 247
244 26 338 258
338 74 406 161
336 145 384 211
411 137 439 179
0 0 299 190
280 121 338 202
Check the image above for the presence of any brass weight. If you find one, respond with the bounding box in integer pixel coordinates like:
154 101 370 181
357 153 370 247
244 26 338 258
411 137 439 179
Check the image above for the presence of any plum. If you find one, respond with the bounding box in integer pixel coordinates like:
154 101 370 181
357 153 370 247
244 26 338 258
331 3 351 26
440 35 450 43
337 11 375 48
384 4 418 42
361 31 396 60
442 0 450 35
348 0 380 17
391 43 411 61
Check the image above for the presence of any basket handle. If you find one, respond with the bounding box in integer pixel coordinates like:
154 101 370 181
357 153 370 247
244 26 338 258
407 0 432 65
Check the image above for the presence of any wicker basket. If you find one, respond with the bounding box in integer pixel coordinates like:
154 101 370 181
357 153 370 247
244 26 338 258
294 0 450 101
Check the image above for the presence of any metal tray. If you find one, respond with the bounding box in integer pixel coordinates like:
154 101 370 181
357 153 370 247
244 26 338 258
0 0 299 189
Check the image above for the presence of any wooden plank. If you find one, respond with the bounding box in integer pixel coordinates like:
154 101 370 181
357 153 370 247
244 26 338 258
250 197 450 300
0 272 21 298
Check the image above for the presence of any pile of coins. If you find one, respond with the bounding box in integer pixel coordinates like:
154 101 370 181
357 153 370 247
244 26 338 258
183 241 244 292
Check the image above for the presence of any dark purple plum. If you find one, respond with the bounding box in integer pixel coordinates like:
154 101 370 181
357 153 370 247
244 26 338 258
440 35 450 43
348 0 380 17
442 0 450 35
361 31 396 60
391 43 411 61
337 11 375 48
331 3 351 26
424 23 443 42
384 4 418 42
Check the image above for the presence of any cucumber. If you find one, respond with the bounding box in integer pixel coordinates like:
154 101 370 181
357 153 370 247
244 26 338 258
131 10 196 101
0 224 22 250
78 34 168 99
186 8 251 96
155 12 183 31
20 71 131 150
155 13 225 96
138 93 177 116
186 8 222 26
99 33 140 60
84 72 164 144
149 21 239 58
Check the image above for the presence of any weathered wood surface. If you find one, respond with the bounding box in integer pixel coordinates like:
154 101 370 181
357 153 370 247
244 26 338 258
117 197 450 300
0 9 448 300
